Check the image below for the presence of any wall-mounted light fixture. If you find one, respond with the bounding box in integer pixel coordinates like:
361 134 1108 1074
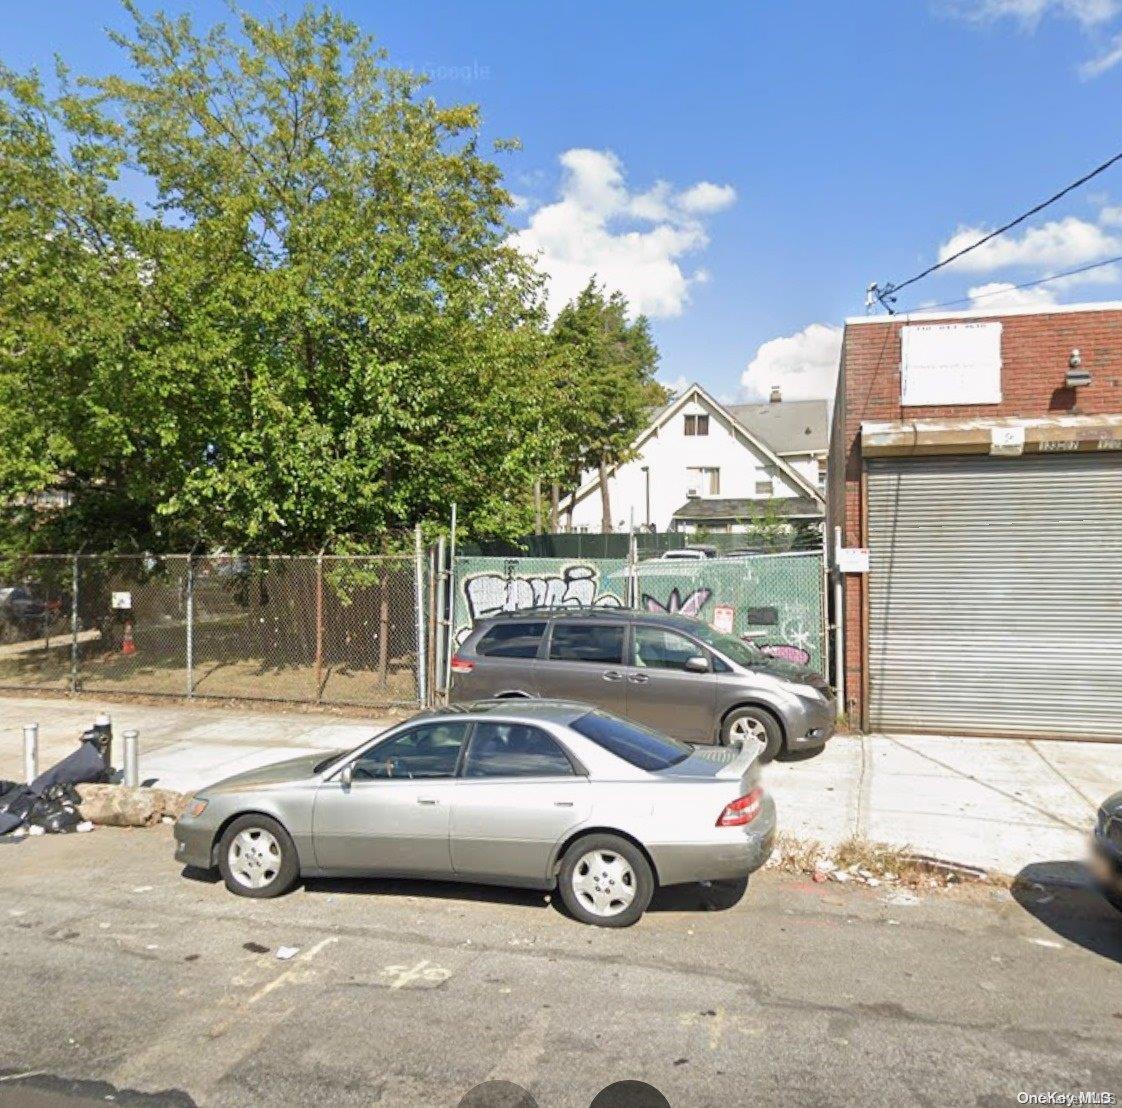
1066 349 1091 388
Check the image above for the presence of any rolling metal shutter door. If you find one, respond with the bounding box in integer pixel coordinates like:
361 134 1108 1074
867 452 1122 739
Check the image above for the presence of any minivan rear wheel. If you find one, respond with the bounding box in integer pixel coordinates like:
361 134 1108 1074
722 706 782 762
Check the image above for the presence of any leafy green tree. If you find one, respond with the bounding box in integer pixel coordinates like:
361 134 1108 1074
549 280 665 531
0 4 554 554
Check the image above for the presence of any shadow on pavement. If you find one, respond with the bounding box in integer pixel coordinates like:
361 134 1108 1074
1012 860 1122 964
294 873 750 919
776 745 827 764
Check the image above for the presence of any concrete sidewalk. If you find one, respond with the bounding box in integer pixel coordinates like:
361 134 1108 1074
1 694 1117 876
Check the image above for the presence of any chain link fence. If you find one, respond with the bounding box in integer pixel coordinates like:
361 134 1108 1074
0 553 425 709
451 550 827 673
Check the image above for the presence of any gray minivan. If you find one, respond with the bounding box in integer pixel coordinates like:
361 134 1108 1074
450 609 834 761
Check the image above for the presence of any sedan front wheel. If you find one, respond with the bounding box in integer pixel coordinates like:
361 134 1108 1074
217 814 299 899
558 834 654 927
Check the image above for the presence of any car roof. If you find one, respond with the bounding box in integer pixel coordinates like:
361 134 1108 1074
473 607 712 634
418 699 594 725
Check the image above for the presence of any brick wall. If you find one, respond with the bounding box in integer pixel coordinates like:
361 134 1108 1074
832 305 1122 727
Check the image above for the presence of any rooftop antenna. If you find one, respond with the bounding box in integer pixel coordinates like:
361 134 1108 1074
866 282 897 315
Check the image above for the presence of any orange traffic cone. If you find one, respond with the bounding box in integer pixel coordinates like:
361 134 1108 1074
121 621 137 656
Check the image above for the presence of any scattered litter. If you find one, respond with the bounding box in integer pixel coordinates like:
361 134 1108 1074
161 816 175 824
1028 938 1063 949
184 954 200 962
145 944 159 951
242 942 269 954
865 877 881 888
884 891 920 907
98 922 110 930
830 871 852 884
76 821 94 833
673 1059 688 1067
275 946 300 960
8 909 26 917
132 886 153 894
886 919 900 926
28 825 45 836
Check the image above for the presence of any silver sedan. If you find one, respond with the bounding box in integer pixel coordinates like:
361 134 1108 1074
173 700 776 927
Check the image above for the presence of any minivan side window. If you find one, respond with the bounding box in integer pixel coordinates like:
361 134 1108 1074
548 622 625 665
476 621 546 659
632 625 707 672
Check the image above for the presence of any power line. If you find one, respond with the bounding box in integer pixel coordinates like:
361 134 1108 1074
869 145 1122 313
896 252 1122 314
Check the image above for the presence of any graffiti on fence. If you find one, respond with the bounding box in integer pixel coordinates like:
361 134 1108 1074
641 587 712 618
759 643 811 666
459 562 623 640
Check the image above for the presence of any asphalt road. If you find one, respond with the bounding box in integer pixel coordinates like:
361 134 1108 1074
0 828 1120 1108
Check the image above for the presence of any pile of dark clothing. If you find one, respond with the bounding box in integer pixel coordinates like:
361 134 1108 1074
0 717 114 839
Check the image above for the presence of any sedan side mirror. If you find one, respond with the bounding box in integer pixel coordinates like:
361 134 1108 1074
684 655 711 674
339 762 354 788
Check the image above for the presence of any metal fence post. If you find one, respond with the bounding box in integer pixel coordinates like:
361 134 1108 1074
185 554 195 698
70 554 80 694
414 525 427 707
444 503 457 693
434 535 447 701
122 728 139 788
23 723 39 784
314 550 325 703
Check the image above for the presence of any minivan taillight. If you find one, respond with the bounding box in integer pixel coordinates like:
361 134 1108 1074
450 655 475 674
717 788 763 827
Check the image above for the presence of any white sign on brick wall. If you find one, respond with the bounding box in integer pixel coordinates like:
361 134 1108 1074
900 321 1002 407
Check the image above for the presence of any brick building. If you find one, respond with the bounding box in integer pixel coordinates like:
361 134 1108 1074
828 301 1122 740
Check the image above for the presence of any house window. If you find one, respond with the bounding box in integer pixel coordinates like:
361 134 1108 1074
755 478 774 496
684 414 709 436
687 467 720 495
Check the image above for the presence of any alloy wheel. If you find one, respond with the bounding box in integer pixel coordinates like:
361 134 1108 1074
571 849 637 918
227 826 282 890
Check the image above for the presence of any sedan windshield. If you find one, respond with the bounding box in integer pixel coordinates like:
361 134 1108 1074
570 710 691 772
687 622 763 668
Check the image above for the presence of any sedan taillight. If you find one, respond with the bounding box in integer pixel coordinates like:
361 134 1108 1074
717 788 763 827
450 655 475 674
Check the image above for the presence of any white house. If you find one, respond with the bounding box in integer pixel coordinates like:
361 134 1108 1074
563 383 827 533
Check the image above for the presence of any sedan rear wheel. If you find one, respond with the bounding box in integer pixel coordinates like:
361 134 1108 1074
558 834 654 927
217 814 299 899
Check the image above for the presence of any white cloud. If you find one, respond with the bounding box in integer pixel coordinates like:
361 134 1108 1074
946 0 1120 28
509 149 737 319
659 373 691 397
740 323 843 403
677 182 738 215
936 215 1120 272
943 1 1122 75
1079 30 1122 74
965 280 1059 308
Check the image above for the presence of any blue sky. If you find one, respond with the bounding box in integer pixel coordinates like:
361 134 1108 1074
5 0 1122 401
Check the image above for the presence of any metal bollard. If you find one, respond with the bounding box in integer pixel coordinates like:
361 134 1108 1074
122 728 139 789
23 723 39 785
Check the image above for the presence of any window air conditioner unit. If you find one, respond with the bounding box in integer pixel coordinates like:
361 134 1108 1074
686 486 699 498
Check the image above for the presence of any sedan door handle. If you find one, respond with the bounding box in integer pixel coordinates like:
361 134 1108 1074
554 800 574 808
602 670 623 681
416 798 439 806
628 674 649 684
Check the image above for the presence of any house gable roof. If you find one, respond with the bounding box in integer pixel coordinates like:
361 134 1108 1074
565 383 825 512
726 398 828 455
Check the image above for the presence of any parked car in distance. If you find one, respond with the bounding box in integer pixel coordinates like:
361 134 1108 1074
1091 790 1122 913
450 608 834 760
0 585 65 641
174 700 776 927
656 546 716 561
